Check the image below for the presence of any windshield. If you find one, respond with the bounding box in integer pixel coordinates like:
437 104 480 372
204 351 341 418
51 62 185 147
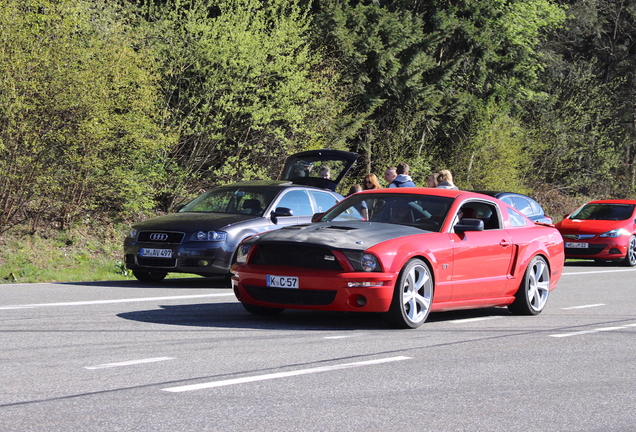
317 193 454 232
569 203 635 221
179 187 278 216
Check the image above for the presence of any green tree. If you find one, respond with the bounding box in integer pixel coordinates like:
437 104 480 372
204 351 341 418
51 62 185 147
137 0 349 208
0 0 170 231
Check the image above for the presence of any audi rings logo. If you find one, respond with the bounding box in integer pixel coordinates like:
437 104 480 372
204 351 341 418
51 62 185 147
150 233 169 241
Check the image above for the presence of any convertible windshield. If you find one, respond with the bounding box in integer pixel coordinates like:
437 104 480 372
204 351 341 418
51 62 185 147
179 187 278 216
569 204 635 221
318 193 453 232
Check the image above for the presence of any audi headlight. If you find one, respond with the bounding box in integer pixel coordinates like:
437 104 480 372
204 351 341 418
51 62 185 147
236 244 252 263
194 231 227 241
361 253 379 272
127 228 138 239
599 228 629 238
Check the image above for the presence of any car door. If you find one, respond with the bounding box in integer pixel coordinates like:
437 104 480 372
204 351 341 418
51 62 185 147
270 189 315 228
449 200 514 300
309 190 340 214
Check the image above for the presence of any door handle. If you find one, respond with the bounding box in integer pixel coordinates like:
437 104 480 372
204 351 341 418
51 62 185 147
500 240 511 247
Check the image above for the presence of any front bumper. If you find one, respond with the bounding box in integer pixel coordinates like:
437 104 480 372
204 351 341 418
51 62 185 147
123 241 234 275
563 238 628 260
231 264 397 312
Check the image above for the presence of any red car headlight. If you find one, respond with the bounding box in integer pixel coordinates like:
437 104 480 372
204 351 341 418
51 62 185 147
361 254 379 272
599 228 630 238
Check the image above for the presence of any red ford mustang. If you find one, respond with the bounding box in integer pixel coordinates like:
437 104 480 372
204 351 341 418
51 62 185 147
555 199 636 266
231 189 565 328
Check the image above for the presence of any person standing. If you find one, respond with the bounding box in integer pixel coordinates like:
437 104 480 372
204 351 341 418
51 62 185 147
383 167 397 186
426 173 438 188
436 170 459 190
389 163 416 188
362 173 382 190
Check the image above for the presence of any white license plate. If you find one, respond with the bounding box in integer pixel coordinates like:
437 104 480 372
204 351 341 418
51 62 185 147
140 248 173 258
266 275 299 288
565 242 588 249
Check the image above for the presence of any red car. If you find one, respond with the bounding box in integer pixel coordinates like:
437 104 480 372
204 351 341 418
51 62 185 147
555 199 636 266
231 189 565 328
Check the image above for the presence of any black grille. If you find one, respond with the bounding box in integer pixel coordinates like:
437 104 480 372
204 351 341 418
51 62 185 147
136 257 177 268
251 244 343 270
137 231 185 244
245 285 337 306
565 244 607 256
125 254 135 265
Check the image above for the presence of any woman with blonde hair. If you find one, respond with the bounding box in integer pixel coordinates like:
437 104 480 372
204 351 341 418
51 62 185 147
362 173 382 190
436 170 459 190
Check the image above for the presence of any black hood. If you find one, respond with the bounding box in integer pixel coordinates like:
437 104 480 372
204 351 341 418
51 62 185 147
247 221 427 251
132 212 258 232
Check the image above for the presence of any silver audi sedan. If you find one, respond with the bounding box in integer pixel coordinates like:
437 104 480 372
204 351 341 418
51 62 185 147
123 150 358 282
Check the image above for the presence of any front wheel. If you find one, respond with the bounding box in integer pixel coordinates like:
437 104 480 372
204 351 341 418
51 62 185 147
623 236 636 267
133 270 167 283
508 256 550 315
385 259 434 329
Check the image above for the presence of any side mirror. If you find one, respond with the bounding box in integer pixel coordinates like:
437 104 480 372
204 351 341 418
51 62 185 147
454 218 484 233
271 207 294 224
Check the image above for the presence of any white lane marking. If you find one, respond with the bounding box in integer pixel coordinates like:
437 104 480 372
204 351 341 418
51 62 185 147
562 268 636 276
163 356 412 393
551 324 635 338
0 293 235 310
449 316 503 324
323 334 366 339
85 357 174 370
561 304 606 310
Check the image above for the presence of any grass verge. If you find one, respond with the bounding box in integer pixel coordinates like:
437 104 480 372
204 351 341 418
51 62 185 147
0 222 135 284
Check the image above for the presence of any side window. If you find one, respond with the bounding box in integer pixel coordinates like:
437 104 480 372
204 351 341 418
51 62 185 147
309 191 339 213
507 207 527 227
511 196 533 217
276 190 313 216
459 201 501 230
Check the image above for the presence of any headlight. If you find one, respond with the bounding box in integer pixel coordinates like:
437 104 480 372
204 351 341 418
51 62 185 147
128 228 138 239
236 245 252 263
194 231 227 241
361 253 379 272
599 228 629 238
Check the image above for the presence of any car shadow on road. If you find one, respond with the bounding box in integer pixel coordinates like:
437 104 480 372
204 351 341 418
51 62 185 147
117 302 511 331
564 259 623 267
58 277 229 289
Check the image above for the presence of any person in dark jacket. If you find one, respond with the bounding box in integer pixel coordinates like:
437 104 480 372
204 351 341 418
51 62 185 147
389 163 416 188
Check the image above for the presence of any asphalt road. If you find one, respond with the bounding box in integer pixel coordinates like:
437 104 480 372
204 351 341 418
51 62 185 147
1 262 635 432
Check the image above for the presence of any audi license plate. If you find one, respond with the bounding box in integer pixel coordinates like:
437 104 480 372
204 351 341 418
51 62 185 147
266 275 299 289
565 242 588 249
140 248 173 258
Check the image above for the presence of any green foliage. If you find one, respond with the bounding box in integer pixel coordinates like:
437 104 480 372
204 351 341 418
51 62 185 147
1 0 636 239
524 60 625 195
137 0 348 209
0 0 172 231
454 100 530 192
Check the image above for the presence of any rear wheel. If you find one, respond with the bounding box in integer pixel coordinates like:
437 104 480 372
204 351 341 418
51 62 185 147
623 236 636 267
508 256 550 315
241 302 285 316
132 270 167 283
385 259 433 329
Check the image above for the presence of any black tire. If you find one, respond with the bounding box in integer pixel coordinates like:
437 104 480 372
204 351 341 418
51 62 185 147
132 270 167 283
508 255 550 315
241 302 285 316
385 259 434 329
623 236 636 267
